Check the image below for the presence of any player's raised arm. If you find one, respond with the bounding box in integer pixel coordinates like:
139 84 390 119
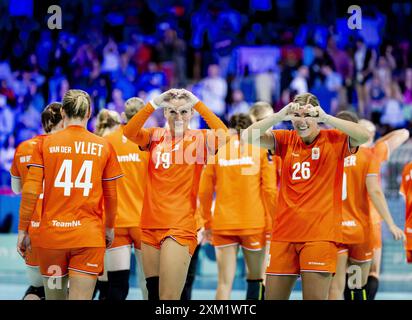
307 105 370 147
375 128 410 154
123 90 174 147
241 103 293 150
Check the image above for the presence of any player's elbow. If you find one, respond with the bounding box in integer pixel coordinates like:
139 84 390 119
122 124 133 140
400 129 410 142
357 126 370 145
11 178 22 194
367 187 383 199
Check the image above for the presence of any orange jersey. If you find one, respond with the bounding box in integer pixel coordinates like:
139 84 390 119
341 147 380 244
10 135 46 246
28 125 123 249
369 141 389 224
271 129 354 242
104 126 149 228
198 135 276 231
140 128 210 234
400 162 412 249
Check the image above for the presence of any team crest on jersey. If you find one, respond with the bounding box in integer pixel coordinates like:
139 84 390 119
312 147 320 160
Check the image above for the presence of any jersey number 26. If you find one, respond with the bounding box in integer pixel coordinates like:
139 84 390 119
292 162 311 180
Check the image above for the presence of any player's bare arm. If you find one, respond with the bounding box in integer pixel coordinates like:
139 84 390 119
366 175 406 241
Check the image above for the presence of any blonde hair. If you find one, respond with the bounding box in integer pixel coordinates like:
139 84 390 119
62 89 91 119
292 93 320 107
95 109 121 137
249 101 273 121
124 97 145 122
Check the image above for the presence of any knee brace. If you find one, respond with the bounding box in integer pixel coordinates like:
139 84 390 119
107 270 130 300
23 286 45 300
365 275 379 300
146 276 159 301
95 280 109 300
246 279 264 300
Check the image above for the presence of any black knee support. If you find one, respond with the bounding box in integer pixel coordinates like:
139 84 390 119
95 280 109 300
365 275 379 300
23 285 45 300
107 270 130 300
246 279 265 300
146 276 159 300
181 245 201 300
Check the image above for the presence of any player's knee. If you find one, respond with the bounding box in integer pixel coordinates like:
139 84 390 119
23 286 45 300
160 290 180 300
95 280 109 300
330 278 345 295
107 270 130 300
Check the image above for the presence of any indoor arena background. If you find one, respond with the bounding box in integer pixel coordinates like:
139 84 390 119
1 0 412 299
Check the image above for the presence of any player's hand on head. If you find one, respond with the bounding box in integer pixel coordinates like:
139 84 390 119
305 104 328 123
179 88 200 108
105 227 115 248
152 89 178 108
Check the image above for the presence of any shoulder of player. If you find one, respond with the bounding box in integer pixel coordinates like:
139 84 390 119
373 140 389 154
103 126 123 141
14 135 42 155
272 129 294 140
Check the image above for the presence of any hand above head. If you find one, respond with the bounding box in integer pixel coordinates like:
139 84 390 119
304 104 330 123
277 102 297 121
152 89 181 109
178 88 200 108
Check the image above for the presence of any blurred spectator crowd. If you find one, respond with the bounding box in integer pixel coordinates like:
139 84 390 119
1 0 412 188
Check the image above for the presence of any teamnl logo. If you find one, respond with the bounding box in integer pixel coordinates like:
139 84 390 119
347 5 362 30
47 5 62 30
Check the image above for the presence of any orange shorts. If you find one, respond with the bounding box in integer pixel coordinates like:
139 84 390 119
38 247 105 278
266 241 338 275
337 241 373 263
370 222 382 250
110 227 141 250
25 246 40 267
212 231 266 251
141 229 197 256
